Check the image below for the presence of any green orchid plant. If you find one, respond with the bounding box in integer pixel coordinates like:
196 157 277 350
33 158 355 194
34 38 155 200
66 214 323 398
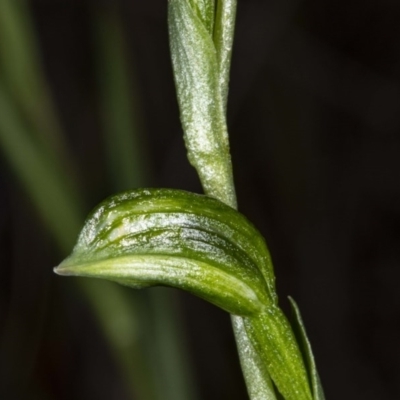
55 1 325 399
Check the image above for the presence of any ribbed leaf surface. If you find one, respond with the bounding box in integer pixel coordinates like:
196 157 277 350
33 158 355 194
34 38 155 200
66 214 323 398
55 189 275 316
55 189 315 400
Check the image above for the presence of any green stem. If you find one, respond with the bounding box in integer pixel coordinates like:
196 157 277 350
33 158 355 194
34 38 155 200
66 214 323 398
213 2 276 398
207 2 279 399
208 5 313 397
231 316 278 400
169 1 276 397
170 1 315 398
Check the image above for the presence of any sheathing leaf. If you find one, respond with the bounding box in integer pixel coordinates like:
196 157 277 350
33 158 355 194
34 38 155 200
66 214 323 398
56 189 274 316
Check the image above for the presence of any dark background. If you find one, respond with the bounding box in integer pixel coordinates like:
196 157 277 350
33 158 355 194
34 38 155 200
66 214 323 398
1 0 400 399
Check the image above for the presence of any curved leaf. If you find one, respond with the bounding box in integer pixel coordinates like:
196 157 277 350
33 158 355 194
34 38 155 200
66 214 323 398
55 188 276 316
55 189 315 400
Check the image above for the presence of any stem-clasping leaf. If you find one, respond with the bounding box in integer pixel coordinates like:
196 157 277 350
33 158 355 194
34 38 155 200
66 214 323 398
55 188 274 316
55 188 314 400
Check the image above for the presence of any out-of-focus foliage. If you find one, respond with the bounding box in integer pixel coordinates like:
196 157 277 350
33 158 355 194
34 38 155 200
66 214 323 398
0 1 196 400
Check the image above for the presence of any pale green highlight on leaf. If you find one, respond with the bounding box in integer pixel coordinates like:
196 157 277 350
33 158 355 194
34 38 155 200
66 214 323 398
57 255 262 316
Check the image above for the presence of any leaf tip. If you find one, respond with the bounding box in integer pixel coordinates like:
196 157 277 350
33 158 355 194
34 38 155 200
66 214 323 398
53 258 76 276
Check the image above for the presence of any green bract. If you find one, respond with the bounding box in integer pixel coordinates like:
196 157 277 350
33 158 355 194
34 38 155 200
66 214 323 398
55 188 274 315
55 188 314 400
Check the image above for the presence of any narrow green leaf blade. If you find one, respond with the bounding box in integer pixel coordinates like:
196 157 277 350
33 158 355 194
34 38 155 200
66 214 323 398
168 0 236 208
55 189 274 316
289 297 326 400
246 307 313 400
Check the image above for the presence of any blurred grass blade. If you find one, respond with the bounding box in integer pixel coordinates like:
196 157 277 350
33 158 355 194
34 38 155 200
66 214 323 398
94 6 147 190
213 0 237 113
0 89 152 398
82 279 156 400
0 0 76 179
146 287 197 400
289 298 326 400
0 84 82 250
0 2 176 399
0 55 155 400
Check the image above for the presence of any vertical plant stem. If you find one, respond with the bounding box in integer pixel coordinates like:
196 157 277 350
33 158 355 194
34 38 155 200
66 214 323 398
207 2 278 399
231 317 278 400
169 1 278 398
168 0 237 208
